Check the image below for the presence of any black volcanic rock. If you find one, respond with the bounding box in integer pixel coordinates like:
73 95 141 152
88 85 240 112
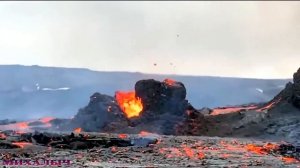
292 68 300 107
119 79 201 135
0 119 16 125
272 68 300 108
199 68 300 144
293 68 300 84
175 104 208 135
135 79 188 117
63 79 205 135
67 92 125 132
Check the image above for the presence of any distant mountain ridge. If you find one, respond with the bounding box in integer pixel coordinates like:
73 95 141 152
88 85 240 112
0 65 291 120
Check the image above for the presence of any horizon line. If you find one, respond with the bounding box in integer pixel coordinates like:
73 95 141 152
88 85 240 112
0 64 293 81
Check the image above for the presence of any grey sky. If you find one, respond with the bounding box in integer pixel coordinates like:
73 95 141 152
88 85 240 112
0 1 299 78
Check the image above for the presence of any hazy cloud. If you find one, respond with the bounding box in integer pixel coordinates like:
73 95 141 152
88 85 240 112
0 1 299 78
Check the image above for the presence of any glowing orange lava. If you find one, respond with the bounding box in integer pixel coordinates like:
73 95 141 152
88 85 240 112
160 147 183 158
164 78 176 86
256 98 281 112
182 146 195 159
39 117 54 123
12 142 33 148
39 117 55 127
198 152 205 159
245 143 278 156
246 144 267 155
282 157 299 164
263 143 278 151
257 102 276 112
16 122 29 129
73 127 82 133
115 91 143 118
160 145 205 160
211 106 257 115
118 134 128 139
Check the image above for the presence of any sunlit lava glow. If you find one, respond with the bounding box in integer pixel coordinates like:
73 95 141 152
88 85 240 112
115 91 143 118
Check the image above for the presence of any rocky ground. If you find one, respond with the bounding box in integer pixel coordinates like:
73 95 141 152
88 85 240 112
0 132 299 168
1 69 300 167
178 68 300 147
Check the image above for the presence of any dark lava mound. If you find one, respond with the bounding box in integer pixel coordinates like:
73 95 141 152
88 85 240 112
60 79 206 135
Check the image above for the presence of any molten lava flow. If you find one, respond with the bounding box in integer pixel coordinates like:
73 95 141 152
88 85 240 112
164 78 176 86
16 122 29 129
198 152 205 159
115 91 143 118
0 121 32 133
118 134 128 139
182 146 195 159
246 144 266 155
39 117 55 127
256 98 281 112
160 145 205 160
263 143 278 151
73 127 82 133
245 143 278 155
257 101 276 112
40 117 54 124
256 103 275 112
160 147 183 158
12 142 33 148
211 105 257 115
